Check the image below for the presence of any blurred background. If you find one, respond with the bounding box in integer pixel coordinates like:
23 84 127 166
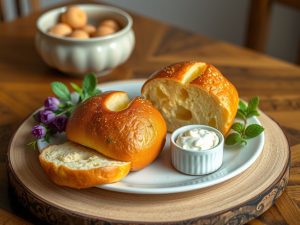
2 0 300 64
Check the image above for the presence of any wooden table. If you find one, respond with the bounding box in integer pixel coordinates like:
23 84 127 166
1 2 300 225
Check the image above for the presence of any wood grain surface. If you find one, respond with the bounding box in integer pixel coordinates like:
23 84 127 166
7 112 290 224
0 1 300 224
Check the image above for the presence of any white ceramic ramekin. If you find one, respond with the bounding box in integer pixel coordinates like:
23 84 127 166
35 4 135 76
171 125 224 175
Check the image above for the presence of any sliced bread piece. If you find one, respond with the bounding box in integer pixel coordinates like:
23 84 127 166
39 141 131 189
141 61 239 134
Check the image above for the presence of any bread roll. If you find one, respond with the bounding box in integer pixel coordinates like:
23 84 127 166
61 6 87 29
82 24 96 35
99 19 120 31
141 61 239 134
66 91 167 171
94 26 115 37
48 23 72 37
39 142 131 189
68 30 89 39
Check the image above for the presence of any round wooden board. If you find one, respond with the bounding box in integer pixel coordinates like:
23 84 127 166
7 112 290 225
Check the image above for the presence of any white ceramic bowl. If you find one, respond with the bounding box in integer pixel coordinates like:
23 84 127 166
171 125 224 175
35 4 135 76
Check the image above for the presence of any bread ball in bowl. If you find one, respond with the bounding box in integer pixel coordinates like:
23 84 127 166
99 19 120 30
48 23 72 36
61 6 87 29
82 24 96 35
69 30 89 39
94 26 115 37
66 91 167 171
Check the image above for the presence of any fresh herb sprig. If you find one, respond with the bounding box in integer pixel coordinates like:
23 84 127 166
51 73 102 115
225 96 264 146
28 74 101 149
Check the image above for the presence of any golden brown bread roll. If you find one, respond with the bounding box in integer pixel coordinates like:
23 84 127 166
61 6 87 29
82 24 96 35
68 30 89 39
66 91 167 171
141 61 239 134
48 23 72 37
93 26 115 37
99 19 120 31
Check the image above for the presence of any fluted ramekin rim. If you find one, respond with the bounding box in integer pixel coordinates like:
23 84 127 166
170 124 224 153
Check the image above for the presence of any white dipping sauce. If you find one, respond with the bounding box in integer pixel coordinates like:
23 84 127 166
176 128 219 151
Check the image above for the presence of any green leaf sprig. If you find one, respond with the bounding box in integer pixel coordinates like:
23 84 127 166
51 74 102 116
71 73 102 101
225 96 264 146
52 74 101 102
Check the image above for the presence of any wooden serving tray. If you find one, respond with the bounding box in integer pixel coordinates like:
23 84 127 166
7 112 289 225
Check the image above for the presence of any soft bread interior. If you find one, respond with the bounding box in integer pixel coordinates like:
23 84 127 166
105 92 131 112
40 142 129 170
143 66 224 132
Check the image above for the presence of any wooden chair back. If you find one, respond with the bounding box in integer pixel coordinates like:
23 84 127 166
246 0 300 64
0 0 40 22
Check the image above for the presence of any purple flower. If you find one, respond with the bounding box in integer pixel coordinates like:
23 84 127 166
31 125 46 139
51 115 68 132
40 110 56 124
44 97 60 111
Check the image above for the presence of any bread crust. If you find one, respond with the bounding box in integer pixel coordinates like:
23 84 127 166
66 91 167 171
143 61 200 84
142 61 239 134
39 145 131 189
190 64 239 133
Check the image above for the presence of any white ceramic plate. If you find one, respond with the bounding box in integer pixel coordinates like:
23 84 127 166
38 79 265 194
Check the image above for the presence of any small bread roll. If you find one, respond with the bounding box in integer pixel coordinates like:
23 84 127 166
94 26 115 37
82 24 96 35
99 19 120 31
48 23 72 36
69 30 89 39
61 6 87 29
